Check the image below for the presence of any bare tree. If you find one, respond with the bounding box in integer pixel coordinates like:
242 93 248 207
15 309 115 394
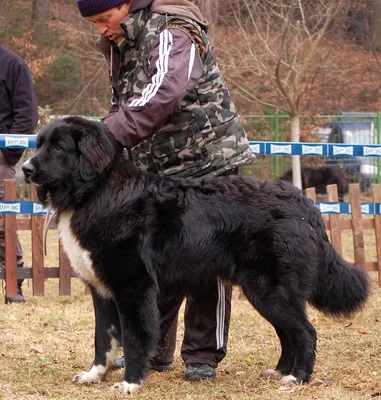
31 0 50 25
0 0 8 18
195 0 220 41
217 0 346 188
368 0 381 51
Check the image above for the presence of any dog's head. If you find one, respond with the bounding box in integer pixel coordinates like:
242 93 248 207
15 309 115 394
22 116 120 209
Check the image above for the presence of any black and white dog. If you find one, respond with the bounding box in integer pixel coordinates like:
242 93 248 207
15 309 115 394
22 117 369 394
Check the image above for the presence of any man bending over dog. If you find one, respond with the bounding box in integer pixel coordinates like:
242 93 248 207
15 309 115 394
76 0 254 381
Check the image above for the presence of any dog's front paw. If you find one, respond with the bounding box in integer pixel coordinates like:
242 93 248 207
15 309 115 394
111 381 141 394
279 374 299 389
72 365 107 383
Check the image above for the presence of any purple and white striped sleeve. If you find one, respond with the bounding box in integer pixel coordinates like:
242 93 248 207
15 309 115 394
103 28 204 149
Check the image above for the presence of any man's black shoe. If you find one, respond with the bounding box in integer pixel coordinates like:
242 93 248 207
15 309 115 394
110 356 174 372
185 363 216 381
110 356 125 370
150 362 174 372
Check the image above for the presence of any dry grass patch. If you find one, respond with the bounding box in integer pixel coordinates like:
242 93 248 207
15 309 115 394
0 233 380 399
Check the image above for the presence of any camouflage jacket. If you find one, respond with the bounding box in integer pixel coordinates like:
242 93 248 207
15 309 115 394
99 7 254 177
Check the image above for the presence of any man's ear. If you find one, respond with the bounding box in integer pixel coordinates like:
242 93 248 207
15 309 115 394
120 1 132 13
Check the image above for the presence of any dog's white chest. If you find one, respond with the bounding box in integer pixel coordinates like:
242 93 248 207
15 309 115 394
57 211 110 297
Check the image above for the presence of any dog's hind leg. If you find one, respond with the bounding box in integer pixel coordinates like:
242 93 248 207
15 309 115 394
73 287 121 384
277 315 316 388
240 282 316 387
260 326 295 380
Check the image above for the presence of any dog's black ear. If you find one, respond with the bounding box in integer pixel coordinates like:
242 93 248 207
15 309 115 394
77 121 117 180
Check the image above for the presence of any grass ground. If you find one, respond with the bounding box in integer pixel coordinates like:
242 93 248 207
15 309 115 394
0 231 380 400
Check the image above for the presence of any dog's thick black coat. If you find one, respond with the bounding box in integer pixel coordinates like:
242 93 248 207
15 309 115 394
280 166 349 202
23 117 369 393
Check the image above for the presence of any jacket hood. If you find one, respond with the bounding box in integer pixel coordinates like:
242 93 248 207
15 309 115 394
131 0 209 29
129 0 153 13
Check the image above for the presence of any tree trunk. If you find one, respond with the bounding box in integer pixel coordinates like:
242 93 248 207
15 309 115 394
290 115 302 190
368 0 381 51
31 0 50 26
197 0 217 42
0 0 8 17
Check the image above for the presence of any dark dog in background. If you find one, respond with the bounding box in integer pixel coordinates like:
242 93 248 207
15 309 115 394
280 166 349 201
22 117 368 394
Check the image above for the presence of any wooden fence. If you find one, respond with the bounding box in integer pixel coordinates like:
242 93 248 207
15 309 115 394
1 180 381 298
0 180 74 298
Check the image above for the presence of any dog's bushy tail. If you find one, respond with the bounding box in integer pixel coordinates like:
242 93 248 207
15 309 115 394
308 208 370 317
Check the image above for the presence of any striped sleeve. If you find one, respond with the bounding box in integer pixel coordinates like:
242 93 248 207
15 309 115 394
103 28 204 149
129 29 174 108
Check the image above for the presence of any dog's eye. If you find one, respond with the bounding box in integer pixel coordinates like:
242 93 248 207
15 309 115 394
54 146 62 152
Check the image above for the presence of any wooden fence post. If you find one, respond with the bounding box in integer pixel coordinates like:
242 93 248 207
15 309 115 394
372 184 381 286
59 243 72 295
4 179 18 298
349 183 365 268
326 184 342 254
304 187 316 202
31 184 45 295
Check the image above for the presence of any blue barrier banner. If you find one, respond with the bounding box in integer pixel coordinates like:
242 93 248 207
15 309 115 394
249 141 381 157
314 202 380 214
0 200 379 215
0 135 36 148
0 135 381 155
0 201 48 215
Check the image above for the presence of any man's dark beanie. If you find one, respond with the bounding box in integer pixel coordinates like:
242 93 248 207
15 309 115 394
77 0 127 17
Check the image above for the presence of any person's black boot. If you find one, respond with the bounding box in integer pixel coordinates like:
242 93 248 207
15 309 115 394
110 356 174 372
5 280 25 304
5 262 25 304
185 364 216 381
110 356 125 370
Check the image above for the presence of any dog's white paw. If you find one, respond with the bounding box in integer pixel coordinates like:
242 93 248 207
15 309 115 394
111 381 141 394
72 365 107 383
260 369 282 380
279 374 298 389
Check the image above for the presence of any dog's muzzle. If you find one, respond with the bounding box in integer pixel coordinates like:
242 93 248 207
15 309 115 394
22 160 35 183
